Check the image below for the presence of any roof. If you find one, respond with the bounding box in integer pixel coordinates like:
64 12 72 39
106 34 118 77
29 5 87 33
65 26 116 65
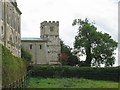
21 37 44 41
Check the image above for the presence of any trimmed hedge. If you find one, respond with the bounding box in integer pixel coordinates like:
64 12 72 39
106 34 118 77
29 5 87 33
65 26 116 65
31 65 119 82
2 45 27 85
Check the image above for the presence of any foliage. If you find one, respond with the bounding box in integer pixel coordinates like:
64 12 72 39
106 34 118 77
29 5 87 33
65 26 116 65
21 47 32 61
59 39 79 66
72 18 118 67
60 40 72 56
31 65 119 82
28 77 118 88
67 55 79 66
2 45 27 85
59 53 69 65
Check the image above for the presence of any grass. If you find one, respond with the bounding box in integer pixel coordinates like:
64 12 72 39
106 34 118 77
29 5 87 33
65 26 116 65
28 77 119 88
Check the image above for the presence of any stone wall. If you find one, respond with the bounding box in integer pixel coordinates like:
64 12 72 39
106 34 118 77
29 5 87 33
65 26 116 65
0 1 4 45
21 40 49 64
0 0 21 57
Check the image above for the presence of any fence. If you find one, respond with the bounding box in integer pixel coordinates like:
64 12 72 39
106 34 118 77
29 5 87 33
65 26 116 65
2 70 32 89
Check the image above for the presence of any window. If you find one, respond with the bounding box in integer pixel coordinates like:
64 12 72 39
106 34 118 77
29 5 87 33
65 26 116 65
41 26 43 29
55 35 58 38
7 4 9 24
10 35 12 42
50 26 54 32
12 8 14 28
16 36 17 42
1 26 3 34
18 17 20 33
30 44 32 49
8 47 10 51
46 35 48 38
40 45 42 49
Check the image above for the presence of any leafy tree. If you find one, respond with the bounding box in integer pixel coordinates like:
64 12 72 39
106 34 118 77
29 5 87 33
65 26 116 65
67 55 79 66
72 18 118 67
59 39 79 66
60 40 72 56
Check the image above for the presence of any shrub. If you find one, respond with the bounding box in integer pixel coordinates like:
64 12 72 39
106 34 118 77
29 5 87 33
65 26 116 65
31 65 119 82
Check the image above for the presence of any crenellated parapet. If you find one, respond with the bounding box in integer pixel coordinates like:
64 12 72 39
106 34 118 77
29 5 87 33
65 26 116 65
41 21 59 26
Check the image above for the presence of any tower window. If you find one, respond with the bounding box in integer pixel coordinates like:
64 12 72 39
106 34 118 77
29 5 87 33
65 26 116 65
41 26 43 29
40 45 42 49
30 44 32 49
50 26 54 32
55 35 58 38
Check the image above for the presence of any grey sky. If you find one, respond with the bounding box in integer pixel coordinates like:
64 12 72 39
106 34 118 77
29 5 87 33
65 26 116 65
17 0 119 66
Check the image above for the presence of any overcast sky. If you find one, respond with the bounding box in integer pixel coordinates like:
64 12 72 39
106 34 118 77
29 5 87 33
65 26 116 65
17 0 119 66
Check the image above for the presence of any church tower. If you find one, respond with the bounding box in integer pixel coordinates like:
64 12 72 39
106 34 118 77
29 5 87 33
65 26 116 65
40 21 61 64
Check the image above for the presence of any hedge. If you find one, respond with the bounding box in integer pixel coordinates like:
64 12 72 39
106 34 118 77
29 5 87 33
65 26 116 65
31 65 119 82
2 45 27 85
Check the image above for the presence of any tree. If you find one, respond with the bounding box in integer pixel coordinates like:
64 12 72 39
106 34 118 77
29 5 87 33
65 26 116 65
21 47 32 62
59 39 79 66
67 55 79 66
60 40 72 56
59 53 69 65
72 18 118 67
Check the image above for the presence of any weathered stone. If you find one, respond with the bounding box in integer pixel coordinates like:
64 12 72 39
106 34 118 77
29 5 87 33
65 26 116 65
0 0 21 57
21 21 61 65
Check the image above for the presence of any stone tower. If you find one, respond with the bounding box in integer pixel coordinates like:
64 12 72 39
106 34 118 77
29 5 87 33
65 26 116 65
40 21 61 64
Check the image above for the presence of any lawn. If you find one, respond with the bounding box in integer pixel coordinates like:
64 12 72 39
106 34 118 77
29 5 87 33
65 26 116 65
27 77 119 88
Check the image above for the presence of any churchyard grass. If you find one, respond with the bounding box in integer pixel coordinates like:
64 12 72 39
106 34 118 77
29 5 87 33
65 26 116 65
27 77 119 88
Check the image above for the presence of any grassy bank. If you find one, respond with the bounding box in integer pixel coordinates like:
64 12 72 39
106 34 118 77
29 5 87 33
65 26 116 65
2 46 27 86
28 77 119 88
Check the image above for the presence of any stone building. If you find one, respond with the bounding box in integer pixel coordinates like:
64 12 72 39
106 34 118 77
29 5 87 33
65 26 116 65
21 21 61 64
0 0 21 57
40 21 61 64
21 38 49 64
